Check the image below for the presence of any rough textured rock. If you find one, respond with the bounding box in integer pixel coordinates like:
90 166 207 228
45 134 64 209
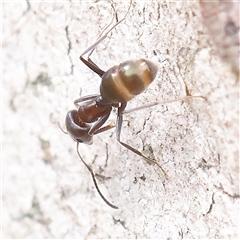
3 1 239 238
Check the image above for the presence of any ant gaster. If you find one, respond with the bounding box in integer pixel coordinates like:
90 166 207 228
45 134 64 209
64 5 204 209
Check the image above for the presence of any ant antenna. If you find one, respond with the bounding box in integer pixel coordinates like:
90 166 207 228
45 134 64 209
58 121 68 134
76 142 118 209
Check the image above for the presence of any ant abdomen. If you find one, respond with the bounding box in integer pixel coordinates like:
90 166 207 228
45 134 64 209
100 59 158 104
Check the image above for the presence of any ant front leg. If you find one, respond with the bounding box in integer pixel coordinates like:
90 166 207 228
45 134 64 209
91 119 115 135
116 103 168 178
74 94 99 108
88 111 111 136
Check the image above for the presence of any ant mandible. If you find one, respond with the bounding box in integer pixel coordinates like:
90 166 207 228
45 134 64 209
65 3 204 209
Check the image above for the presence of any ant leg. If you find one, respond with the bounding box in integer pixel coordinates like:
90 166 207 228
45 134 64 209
79 12 116 77
74 94 99 108
90 119 131 136
87 3 117 61
84 5 117 77
76 142 118 209
116 103 168 178
88 111 111 135
79 1 132 77
80 56 105 77
93 120 115 135
122 96 207 114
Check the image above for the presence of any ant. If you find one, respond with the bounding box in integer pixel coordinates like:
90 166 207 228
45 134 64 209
64 4 204 209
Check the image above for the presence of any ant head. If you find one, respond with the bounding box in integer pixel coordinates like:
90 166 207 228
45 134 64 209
65 110 93 145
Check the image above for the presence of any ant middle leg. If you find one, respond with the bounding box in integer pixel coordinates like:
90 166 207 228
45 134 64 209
122 95 207 115
116 103 168 178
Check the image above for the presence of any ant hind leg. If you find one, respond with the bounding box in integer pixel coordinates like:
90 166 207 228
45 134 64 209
79 1 132 77
116 103 168 178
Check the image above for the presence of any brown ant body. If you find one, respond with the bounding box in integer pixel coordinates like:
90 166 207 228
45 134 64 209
64 6 204 209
